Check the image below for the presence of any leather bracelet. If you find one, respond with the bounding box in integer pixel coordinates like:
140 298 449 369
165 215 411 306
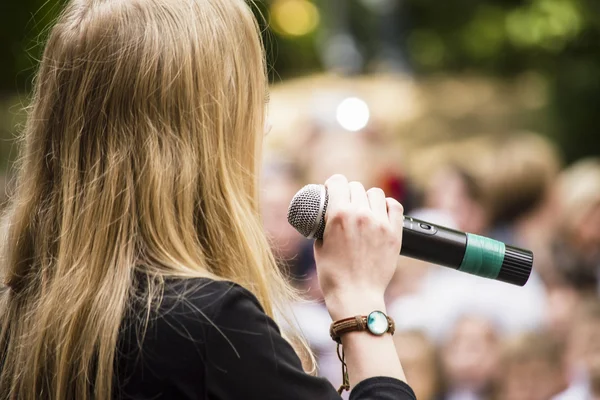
330 311 395 394
330 311 395 344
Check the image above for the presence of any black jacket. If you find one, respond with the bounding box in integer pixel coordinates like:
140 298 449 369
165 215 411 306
115 278 416 399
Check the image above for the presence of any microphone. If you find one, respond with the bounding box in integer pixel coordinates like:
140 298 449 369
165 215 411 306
287 184 533 286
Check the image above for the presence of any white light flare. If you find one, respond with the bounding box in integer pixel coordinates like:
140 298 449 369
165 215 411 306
335 97 370 132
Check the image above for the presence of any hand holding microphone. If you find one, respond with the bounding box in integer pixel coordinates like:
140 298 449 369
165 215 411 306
309 175 405 319
288 178 534 288
306 175 408 387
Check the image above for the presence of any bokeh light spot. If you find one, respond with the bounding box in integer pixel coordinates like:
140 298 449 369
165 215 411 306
336 97 370 132
271 0 320 37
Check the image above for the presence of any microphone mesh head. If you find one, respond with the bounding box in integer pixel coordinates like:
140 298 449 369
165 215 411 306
287 184 328 240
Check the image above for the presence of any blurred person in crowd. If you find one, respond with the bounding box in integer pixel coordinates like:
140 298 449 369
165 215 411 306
543 241 598 339
589 359 600 400
425 164 490 236
421 132 560 250
440 315 501 400
303 130 376 187
394 330 443 400
484 133 561 249
387 208 545 342
555 158 600 265
386 210 461 336
261 160 338 387
496 332 567 400
261 159 317 289
301 120 418 212
388 135 549 343
554 300 600 399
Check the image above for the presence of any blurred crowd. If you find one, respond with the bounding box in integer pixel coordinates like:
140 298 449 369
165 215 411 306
261 75 600 400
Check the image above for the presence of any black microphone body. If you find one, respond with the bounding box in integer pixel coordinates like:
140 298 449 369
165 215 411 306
401 216 467 268
287 184 533 286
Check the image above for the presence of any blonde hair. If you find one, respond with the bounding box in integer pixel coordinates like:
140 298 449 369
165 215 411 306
0 0 300 398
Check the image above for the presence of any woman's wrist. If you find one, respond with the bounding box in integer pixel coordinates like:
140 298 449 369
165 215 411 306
324 290 387 321
323 289 405 392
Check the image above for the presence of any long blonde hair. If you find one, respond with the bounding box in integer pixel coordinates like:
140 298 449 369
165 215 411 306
0 0 297 398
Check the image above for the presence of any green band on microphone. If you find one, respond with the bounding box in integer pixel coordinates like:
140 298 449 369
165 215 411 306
459 233 505 279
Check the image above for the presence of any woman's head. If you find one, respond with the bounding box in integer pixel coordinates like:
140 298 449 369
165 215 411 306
426 164 490 235
485 133 561 226
1 1 286 398
497 332 567 400
566 300 600 378
441 315 501 391
8 0 271 285
394 330 442 400
19 0 268 273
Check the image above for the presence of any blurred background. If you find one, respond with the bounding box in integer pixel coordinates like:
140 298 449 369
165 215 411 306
2 0 600 399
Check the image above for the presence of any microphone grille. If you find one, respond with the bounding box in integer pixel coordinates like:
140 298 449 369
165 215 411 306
287 184 328 240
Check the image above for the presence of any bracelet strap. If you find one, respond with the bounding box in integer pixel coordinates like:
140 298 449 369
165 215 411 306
330 313 395 344
330 316 366 344
335 343 350 394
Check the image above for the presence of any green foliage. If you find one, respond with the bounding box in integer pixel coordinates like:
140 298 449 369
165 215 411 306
402 0 600 162
0 0 66 93
0 0 66 172
402 0 597 72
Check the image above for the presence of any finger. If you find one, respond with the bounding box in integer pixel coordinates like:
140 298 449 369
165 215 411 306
386 198 405 243
367 188 387 222
349 181 369 209
324 174 350 213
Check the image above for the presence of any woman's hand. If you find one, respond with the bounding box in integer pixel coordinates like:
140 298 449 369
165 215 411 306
314 174 404 320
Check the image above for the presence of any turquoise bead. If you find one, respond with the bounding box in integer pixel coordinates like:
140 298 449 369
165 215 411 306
367 311 389 335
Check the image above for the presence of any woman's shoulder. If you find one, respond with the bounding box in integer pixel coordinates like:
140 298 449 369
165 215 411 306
117 278 265 396
158 277 264 319
122 277 259 352
128 277 262 332
161 277 241 308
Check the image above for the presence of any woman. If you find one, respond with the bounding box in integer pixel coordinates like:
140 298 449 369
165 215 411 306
0 0 415 399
